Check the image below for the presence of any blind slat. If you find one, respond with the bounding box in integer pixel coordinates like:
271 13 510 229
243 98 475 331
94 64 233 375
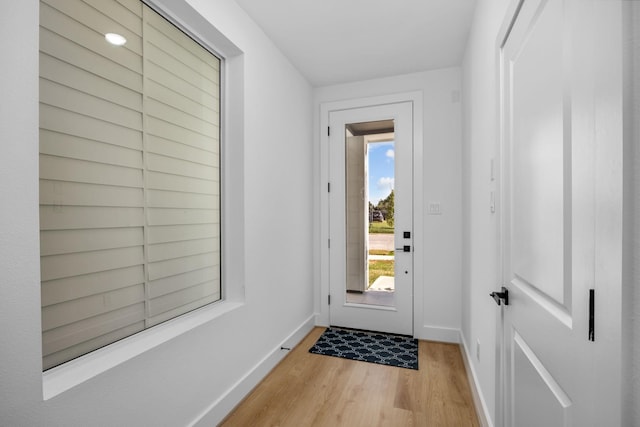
42 265 144 306
146 208 218 226
147 134 217 167
41 228 143 256
147 238 218 262
40 180 144 208
41 246 144 282
40 154 143 188
147 153 218 180
146 224 219 245
147 252 218 281
147 190 218 210
42 284 145 331
147 171 218 194
41 130 142 169
40 206 144 230
148 266 219 299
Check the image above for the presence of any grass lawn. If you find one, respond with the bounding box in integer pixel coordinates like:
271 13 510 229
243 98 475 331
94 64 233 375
368 260 394 286
369 221 394 234
369 249 394 256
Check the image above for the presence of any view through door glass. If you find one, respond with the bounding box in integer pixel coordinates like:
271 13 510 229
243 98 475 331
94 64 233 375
344 120 395 307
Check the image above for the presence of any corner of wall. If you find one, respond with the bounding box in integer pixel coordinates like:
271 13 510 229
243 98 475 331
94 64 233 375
188 316 315 427
416 326 460 343
459 331 494 427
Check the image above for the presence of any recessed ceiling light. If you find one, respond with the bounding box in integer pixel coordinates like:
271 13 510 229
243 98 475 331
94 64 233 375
105 33 127 46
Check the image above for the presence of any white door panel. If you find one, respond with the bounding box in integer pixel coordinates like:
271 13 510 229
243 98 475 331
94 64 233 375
499 0 623 425
510 0 566 305
512 331 571 427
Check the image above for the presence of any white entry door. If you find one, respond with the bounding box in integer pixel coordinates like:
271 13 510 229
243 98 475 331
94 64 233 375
328 102 413 336
498 0 623 425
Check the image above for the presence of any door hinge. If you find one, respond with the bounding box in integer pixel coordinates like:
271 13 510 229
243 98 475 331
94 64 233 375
328 182 330 192
328 238 330 248
328 294 331 305
589 289 595 341
328 126 330 136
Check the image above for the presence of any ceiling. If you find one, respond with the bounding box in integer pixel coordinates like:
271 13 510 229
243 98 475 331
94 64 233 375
233 0 477 87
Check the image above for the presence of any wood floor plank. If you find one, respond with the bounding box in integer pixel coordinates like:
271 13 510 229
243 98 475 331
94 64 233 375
220 327 480 427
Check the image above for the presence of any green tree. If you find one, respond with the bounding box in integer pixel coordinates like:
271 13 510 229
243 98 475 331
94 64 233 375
377 190 394 227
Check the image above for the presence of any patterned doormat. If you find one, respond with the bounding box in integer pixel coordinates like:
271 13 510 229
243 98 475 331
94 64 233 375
309 327 418 370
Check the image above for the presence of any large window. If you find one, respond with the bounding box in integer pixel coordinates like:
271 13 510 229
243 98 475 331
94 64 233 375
39 0 221 370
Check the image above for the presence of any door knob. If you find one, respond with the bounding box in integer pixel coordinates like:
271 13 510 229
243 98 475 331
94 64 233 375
490 287 509 306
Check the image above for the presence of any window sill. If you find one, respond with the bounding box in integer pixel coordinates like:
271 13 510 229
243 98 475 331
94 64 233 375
42 300 243 400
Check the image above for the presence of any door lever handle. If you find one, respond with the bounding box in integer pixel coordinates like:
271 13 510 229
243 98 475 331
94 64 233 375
395 246 411 253
490 287 509 306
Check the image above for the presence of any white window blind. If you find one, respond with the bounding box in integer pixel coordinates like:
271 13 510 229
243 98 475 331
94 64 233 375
39 0 221 370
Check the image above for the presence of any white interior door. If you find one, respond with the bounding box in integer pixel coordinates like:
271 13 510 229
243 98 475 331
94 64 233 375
498 0 623 425
328 102 413 336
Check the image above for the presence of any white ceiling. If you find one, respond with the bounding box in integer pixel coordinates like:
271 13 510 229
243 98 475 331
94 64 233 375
234 0 477 87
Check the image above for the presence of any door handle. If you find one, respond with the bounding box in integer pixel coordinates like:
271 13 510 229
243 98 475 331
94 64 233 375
490 287 509 306
395 246 411 252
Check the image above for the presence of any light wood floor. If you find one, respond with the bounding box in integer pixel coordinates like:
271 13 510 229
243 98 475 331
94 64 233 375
220 327 480 427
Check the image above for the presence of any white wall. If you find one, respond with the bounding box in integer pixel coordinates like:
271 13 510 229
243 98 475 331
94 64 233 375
313 68 463 342
461 0 511 425
0 0 314 425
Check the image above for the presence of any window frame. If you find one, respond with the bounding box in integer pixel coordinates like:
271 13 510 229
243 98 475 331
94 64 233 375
42 0 246 399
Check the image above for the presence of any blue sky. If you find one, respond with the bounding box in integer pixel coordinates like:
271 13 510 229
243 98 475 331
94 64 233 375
368 141 395 205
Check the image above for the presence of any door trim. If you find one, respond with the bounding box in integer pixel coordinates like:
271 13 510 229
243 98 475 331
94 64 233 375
495 4 523 426
318 91 424 335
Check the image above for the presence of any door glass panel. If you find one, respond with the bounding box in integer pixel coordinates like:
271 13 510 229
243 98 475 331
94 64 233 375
344 120 395 307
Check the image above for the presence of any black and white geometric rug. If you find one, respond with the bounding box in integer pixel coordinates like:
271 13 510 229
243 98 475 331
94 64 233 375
309 327 418 370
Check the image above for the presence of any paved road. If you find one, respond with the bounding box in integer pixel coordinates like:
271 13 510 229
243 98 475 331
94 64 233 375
368 233 394 251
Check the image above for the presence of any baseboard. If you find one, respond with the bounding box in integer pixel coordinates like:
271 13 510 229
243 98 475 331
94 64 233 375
459 331 494 427
314 312 328 328
415 325 460 343
188 315 316 427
